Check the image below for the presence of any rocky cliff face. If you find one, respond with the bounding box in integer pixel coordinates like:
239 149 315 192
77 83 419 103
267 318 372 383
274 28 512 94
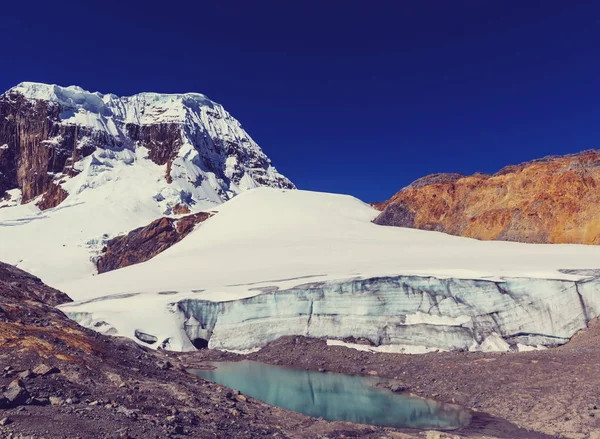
0 82 294 211
375 150 600 244
0 92 88 204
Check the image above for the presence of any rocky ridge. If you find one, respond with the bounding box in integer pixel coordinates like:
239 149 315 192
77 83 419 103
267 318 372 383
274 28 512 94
375 150 600 244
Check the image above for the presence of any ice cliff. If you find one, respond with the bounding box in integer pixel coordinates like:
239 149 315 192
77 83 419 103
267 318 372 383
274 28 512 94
148 273 599 352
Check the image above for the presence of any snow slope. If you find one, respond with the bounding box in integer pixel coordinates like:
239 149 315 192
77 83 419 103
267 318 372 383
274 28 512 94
0 147 198 284
54 188 600 352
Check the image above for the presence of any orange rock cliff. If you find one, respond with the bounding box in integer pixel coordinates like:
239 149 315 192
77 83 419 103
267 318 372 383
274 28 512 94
374 150 600 245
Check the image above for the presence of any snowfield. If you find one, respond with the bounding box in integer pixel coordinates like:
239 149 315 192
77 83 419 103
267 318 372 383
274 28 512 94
0 147 220 284
33 188 600 353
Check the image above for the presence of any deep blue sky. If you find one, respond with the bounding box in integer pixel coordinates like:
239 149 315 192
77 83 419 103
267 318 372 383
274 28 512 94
2 1 599 201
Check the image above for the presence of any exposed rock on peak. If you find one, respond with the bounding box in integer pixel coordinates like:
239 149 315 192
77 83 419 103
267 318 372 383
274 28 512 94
375 149 600 244
402 172 466 191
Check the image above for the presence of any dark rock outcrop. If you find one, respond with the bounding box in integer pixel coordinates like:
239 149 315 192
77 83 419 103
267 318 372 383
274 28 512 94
0 91 106 208
4 380 29 407
172 203 191 215
133 330 158 344
125 122 182 167
375 150 600 244
96 212 213 273
36 181 69 211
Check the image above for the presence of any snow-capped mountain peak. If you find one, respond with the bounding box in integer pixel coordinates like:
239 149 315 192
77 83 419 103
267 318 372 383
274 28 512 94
0 81 294 213
9 82 217 126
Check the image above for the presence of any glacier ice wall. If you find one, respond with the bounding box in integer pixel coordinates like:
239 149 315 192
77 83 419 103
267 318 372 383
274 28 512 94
173 274 600 352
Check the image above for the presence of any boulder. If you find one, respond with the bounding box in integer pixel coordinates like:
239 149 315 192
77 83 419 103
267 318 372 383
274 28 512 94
32 364 59 376
4 380 29 406
134 330 158 345
17 370 33 380
49 396 64 406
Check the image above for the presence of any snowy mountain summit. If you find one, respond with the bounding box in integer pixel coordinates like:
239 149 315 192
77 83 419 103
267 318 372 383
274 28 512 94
0 82 294 212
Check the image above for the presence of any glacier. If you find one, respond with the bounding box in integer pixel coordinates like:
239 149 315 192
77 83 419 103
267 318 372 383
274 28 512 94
4 86 600 355
192 274 600 352
64 273 600 353
56 188 600 353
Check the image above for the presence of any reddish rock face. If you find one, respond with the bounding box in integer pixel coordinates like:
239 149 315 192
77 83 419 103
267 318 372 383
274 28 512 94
172 203 191 215
96 212 213 273
375 150 600 245
36 181 69 211
0 93 68 203
0 91 109 207
0 92 184 210
369 201 387 211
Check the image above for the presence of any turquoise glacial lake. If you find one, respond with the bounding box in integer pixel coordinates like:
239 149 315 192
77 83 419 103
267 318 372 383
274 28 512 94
189 361 471 430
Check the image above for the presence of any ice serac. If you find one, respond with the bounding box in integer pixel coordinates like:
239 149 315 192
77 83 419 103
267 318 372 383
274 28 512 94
0 82 293 210
375 150 600 245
